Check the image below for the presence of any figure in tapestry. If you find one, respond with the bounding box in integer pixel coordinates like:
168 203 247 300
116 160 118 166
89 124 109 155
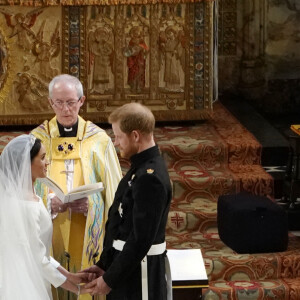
32 20 60 80
88 27 114 94
159 26 185 92
123 26 148 93
0 8 43 51
14 73 49 111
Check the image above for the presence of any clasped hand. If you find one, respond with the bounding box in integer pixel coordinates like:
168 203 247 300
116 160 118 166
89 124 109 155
76 265 112 296
51 196 89 214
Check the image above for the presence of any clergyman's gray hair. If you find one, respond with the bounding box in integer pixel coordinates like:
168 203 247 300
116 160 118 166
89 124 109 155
48 74 84 99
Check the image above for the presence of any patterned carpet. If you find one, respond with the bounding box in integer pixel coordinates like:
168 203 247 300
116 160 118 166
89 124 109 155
1 101 300 298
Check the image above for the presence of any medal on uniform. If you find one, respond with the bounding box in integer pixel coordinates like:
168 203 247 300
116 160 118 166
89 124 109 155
118 203 123 218
128 174 135 187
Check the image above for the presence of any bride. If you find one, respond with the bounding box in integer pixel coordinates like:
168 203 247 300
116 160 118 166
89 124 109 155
0 134 89 299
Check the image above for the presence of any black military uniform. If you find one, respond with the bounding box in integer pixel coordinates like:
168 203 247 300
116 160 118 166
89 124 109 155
97 145 172 300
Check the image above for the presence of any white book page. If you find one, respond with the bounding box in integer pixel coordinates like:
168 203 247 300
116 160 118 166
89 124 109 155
69 182 103 194
67 183 104 202
167 249 208 281
38 177 103 203
38 177 65 202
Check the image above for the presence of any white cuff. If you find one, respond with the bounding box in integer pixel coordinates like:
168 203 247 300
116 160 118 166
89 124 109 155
49 256 61 269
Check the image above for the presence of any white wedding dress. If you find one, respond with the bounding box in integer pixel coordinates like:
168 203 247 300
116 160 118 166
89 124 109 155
0 197 66 300
26 197 67 299
0 135 66 300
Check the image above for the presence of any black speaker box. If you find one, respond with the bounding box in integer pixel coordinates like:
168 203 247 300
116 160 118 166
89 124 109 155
217 193 288 254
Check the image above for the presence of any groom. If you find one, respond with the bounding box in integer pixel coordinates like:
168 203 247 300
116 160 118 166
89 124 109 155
82 103 172 299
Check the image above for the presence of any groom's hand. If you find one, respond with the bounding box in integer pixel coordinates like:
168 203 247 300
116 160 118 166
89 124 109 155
78 265 104 282
85 276 111 296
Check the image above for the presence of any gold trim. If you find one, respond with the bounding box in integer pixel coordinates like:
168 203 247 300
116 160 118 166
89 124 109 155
173 284 209 289
0 114 54 126
84 108 213 122
0 108 213 125
62 7 69 75
61 0 215 6
0 0 215 4
0 28 16 104
206 1 214 109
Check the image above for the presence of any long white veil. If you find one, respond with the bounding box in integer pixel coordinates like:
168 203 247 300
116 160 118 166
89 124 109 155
0 135 49 299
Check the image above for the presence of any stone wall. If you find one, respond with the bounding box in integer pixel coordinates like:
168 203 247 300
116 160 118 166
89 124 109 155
218 0 300 114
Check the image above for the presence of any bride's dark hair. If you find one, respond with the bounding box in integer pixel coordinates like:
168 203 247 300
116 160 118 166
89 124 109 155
30 138 42 162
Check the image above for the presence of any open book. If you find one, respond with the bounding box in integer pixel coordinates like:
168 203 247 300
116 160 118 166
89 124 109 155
39 177 104 203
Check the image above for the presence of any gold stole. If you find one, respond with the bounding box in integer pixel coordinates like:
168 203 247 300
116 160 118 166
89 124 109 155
50 137 88 300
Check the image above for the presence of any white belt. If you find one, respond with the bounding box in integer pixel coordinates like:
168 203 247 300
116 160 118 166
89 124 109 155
112 240 172 300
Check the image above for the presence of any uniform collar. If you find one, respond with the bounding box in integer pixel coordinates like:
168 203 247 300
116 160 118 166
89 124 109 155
130 145 160 168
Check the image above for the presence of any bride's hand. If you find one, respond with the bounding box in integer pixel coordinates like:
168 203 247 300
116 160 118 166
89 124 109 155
68 272 89 285
51 196 68 214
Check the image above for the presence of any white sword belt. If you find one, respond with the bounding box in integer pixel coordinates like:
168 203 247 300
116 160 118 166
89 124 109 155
112 239 172 300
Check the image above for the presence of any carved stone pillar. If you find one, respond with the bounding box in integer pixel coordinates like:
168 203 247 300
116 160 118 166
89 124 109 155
239 0 267 101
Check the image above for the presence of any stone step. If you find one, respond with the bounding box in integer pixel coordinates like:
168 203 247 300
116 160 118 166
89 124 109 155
164 161 274 236
210 102 262 166
155 120 263 168
167 193 218 234
119 159 273 200
155 125 228 169
170 160 237 200
203 277 300 299
170 161 273 203
167 231 300 282
229 164 274 196
220 96 290 166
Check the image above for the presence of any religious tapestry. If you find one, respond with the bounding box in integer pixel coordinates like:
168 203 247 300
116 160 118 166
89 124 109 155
0 1 217 125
